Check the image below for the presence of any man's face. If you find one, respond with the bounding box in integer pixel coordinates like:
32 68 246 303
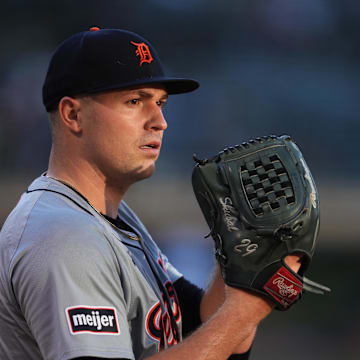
79 84 168 186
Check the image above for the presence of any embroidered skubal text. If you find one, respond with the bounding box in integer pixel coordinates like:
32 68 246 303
219 197 240 232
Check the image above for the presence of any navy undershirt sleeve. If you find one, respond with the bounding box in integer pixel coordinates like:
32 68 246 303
173 276 204 338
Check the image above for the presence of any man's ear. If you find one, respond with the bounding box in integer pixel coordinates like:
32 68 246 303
58 96 83 134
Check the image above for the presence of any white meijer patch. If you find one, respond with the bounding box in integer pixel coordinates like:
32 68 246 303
66 306 119 335
219 197 240 232
273 278 298 298
300 158 317 209
72 311 114 330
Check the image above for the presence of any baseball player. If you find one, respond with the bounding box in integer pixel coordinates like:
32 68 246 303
0 27 303 360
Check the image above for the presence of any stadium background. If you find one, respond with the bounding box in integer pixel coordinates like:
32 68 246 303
1 1 359 359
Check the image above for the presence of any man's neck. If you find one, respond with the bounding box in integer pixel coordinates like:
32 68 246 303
47 159 129 219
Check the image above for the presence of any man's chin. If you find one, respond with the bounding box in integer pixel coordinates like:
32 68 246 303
134 163 156 182
106 162 157 188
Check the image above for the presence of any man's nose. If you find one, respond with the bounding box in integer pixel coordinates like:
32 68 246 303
148 106 168 131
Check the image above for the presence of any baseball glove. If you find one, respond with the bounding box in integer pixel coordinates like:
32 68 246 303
192 135 330 310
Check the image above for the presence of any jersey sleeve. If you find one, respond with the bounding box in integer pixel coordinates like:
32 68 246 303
10 210 135 360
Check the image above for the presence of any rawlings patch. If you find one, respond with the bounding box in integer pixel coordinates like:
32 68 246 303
263 267 303 308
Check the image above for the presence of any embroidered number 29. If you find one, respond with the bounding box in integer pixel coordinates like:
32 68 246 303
234 239 258 257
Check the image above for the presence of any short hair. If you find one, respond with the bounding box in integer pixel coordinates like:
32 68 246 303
48 110 59 142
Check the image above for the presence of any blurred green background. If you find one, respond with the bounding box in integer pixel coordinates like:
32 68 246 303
1 1 359 359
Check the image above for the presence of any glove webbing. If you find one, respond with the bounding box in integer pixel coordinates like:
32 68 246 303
240 154 295 216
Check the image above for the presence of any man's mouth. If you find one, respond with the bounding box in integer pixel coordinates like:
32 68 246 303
140 142 160 150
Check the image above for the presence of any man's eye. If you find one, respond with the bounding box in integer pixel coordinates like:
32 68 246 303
129 99 140 105
157 100 167 108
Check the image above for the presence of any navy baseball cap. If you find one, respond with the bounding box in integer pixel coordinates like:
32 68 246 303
42 27 199 112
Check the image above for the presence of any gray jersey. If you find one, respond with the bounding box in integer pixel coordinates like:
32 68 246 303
0 175 183 360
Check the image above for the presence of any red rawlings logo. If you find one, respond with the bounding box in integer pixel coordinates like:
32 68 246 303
273 277 299 297
263 266 303 308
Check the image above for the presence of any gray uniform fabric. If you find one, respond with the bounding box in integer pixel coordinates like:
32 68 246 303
0 175 182 360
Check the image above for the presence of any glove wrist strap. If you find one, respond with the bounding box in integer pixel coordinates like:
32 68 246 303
263 265 303 309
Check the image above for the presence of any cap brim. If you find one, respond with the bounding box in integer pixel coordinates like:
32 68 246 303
82 77 199 96
160 78 200 94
